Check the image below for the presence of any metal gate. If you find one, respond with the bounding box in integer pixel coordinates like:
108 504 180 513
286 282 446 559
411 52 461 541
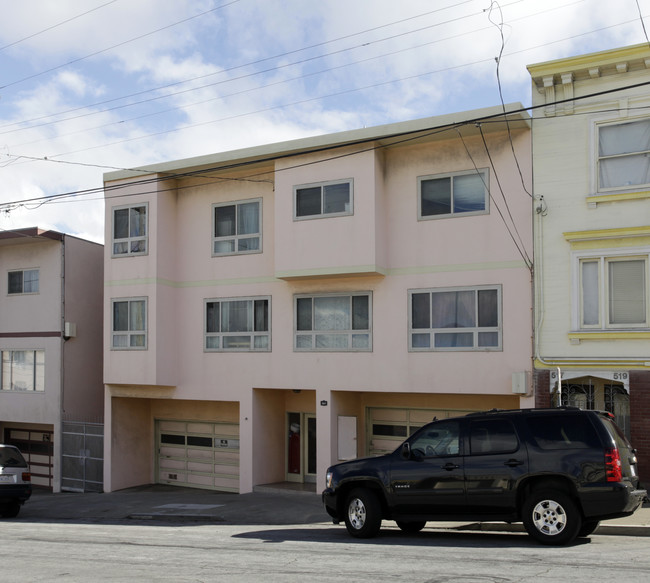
61 422 104 492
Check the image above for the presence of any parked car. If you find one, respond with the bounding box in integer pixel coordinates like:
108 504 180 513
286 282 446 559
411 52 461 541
323 408 647 545
0 444 32 518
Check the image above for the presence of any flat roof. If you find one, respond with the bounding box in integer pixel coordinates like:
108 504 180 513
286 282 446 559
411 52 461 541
104 102 530 183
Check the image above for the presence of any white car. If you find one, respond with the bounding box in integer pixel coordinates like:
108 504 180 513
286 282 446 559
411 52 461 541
0 444 32 518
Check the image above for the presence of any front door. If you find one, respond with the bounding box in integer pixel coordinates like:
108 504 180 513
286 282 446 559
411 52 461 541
287 412 316 483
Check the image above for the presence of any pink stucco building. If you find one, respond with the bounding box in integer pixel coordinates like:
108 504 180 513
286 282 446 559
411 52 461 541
103 105 533 493
0 228 104 492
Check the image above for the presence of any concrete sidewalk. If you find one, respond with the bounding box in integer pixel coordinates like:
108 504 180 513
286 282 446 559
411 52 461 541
14 484 650 537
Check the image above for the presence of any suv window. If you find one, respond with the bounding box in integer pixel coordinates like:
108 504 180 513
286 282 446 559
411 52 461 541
526 414 600 450
469 419 518 454
409 421 460 457
600 415 632 450
0 446 27 467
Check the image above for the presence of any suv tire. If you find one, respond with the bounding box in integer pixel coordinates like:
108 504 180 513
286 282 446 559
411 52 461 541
523 489 582 545
344 488 382 538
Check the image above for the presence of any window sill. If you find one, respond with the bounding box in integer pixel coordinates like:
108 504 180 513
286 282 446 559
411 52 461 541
586 190 650 207
568 330 650 344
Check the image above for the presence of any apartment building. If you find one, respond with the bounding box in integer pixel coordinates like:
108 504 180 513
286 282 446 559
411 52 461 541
0 228 104 492
529 44 650 483
103 105 533 493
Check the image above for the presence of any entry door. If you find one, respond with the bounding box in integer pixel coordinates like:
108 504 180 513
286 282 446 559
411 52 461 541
287 412 317 483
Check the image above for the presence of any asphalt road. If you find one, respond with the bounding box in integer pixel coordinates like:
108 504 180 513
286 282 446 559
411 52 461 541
4 519 650 582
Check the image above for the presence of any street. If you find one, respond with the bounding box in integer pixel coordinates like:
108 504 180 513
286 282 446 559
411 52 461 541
3 519 650 582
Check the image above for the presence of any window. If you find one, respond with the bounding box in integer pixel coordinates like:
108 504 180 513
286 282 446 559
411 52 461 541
1 350 44 391
205 297 270 351
113 204 147 256
112 298 147 349
294 180 353 219
295 293 371 351
469 419 518 455
213 199 261 256
409 286 501 351
597 118 650 192
408 421 460 457
579 255 647 328
8 269 39 294
418 169 488 219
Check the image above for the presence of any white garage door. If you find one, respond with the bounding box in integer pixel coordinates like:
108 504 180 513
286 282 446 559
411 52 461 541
156 420 239 492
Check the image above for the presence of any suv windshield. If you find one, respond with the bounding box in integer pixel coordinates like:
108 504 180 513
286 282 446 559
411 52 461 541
0 447 27 467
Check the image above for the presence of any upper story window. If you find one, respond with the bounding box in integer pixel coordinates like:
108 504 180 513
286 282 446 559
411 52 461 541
1 350 44 392
598 118 650 192
8 269 39 294
579 254 647 329
205 296 270 351
112 298 147 349
295 292 371 351
294 179 353 219
418 169 488 219
113 203 148 256
409 286 502 351
213 199 261 256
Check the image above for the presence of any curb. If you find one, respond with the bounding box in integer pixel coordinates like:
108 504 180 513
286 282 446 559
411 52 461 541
441 522 650 537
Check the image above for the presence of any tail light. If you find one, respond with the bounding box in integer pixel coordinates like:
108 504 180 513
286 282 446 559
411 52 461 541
22 472 31 482
605 448 622 482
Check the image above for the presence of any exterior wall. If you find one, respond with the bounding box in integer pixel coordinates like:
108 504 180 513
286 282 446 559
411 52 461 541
0 231 104 492
529 45 650 484
103 109 533 493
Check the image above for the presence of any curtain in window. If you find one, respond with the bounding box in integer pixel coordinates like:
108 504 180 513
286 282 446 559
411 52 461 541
453 173 485 212
431 291 475 328
238 202 259 235
23 270 39 293
609 260 646 324
215 205 236 237
581 260 600 326
323 183 349 214
314 296 350 330
599 120 650 188
130 206 147 237
221 300 250 332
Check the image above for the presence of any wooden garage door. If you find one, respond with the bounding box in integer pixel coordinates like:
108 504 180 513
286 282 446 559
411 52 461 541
157 420 239 493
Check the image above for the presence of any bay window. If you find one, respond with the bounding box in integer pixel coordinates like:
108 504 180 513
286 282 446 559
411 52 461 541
409 286 502 351
295 292 371 351
294 179 353 219
598 118 650 192
112 298 147 349
113 204 148 256
205 297 270 351
213 199 261 256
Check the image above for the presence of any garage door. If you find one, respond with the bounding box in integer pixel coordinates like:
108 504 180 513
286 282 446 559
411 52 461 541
367 407 476 457
156 420 239 492
4 427 54 489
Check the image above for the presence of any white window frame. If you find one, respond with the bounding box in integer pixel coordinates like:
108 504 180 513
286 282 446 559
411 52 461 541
595 117 650 194
111 297 148 350
293 179 354 220
205 296 271 352
294 292 372 351
212 198 262 257
418 168 489 220
574 249 649 330
7 269 39 295
1 349 45 392
112 203 148 257
408 285 502 351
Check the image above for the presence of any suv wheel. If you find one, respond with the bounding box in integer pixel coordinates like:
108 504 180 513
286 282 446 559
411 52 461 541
344 488 382 538
523 490 582 545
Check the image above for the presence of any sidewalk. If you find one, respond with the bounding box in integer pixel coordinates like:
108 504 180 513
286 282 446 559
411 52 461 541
16 484 650 537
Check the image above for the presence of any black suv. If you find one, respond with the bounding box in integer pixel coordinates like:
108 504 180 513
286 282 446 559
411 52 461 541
322 408 647 545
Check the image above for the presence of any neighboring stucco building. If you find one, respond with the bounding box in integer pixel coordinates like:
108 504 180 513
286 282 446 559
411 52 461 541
103 105 533 493
529 44 650 483
0 228 104 492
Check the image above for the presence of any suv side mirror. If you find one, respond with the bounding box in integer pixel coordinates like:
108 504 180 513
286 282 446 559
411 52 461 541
400 442 411 460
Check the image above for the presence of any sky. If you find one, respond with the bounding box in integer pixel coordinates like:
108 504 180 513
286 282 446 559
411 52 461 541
0 0 649 243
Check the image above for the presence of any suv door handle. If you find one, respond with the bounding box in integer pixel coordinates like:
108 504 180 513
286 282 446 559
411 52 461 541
505 459 524 467
441 463 460 471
